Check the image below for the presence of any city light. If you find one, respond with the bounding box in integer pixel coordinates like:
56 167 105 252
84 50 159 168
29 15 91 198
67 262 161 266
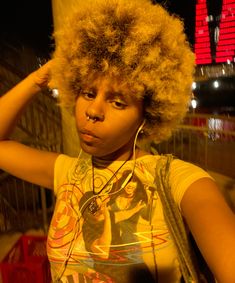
191 98 198 109
190 93 198 110
213 80 220 88
192 82 197 90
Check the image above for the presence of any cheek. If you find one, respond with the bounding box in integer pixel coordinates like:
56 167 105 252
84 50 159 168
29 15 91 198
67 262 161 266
107 112 142 136
102 117 139 150
75 99 86 126
75 110 83 128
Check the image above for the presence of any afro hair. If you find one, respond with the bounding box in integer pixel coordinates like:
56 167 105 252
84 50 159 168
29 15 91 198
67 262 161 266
51 0 195 143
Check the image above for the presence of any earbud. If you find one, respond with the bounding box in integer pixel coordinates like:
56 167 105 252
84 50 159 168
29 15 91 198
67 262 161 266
138 119 146 133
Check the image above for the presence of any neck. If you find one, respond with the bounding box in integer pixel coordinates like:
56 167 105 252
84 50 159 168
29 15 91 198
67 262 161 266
93 141 136 163
91 149 133 195
92 147 151 165
92 149 134 167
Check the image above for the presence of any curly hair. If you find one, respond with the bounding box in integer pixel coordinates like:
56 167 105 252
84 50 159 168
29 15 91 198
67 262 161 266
51 0 195 143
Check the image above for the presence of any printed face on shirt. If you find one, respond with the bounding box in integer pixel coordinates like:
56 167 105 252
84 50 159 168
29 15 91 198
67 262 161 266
75 77 144 160
124 181 138 197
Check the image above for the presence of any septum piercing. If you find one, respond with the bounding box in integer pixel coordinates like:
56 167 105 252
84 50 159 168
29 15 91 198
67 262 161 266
87 115 97 122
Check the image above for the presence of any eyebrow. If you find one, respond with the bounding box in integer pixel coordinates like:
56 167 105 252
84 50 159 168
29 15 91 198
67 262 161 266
82 84 129 101
107 91 126 99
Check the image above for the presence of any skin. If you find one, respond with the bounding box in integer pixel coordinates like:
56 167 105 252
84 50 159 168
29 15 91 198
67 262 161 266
75 77 144 161
0 61 59 189
181 178 235 283
0 61 235 282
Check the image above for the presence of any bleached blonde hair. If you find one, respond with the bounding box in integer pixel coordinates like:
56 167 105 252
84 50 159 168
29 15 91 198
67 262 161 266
51 0 195 143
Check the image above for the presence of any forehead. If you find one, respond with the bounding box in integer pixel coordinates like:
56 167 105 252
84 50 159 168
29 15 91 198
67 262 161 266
86 76 126 91
84 75 141 102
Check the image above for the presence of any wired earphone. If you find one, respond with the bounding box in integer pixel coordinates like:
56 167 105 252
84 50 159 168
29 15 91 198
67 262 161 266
79 119 146 216
54 119 146 281
119 119 145 187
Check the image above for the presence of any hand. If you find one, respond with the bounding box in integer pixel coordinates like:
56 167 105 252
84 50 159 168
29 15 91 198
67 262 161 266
29 60 54 89
133 200 146 213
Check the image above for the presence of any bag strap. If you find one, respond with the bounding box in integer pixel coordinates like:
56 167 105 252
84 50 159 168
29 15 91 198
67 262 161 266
154 154 202 283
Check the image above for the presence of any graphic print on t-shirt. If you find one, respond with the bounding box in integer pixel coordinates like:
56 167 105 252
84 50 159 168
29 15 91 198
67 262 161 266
48 155 180 283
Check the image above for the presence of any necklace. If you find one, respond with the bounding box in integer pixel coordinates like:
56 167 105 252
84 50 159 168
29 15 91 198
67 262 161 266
91 152 132 196
88 152 134 215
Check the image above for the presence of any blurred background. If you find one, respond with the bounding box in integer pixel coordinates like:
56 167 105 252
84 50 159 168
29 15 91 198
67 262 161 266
0 0 234 278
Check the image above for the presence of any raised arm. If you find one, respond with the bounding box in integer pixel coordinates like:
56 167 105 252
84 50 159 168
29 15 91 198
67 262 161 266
0 61 53 139
181 177 235 283
0 61 59 189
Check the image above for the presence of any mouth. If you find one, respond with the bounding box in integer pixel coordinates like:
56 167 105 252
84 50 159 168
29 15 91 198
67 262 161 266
80 129 99 143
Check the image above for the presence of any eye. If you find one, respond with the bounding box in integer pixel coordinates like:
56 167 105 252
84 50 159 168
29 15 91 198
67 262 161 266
81 91 96 100
111 100 127 109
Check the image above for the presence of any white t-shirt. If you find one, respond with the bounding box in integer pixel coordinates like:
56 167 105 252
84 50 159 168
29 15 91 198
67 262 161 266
47 152 212 283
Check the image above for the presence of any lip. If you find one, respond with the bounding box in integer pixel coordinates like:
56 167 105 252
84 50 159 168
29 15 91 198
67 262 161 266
80 129 99 142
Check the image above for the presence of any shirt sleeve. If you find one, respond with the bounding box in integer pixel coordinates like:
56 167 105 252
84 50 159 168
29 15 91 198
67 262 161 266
169 159 214 208
54 154 77 195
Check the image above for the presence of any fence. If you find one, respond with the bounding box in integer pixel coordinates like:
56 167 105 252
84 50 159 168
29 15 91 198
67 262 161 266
1 112 235 233
0 89 61 233
0 57 62 233
153 113 235 179
0 173 53 232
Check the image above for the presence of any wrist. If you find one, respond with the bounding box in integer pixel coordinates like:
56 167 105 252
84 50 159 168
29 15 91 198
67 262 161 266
27 70 48 92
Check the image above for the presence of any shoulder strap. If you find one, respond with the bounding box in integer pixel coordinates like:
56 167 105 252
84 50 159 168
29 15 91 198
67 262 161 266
154 154 205 283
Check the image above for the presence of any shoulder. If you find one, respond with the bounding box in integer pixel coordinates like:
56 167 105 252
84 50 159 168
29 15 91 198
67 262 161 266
54 154 79 193
169 158 214 207
54 154 77 170
54 151 92 193
134 153 161 175
170 158 212 181
54 154 78 180
133 153 171 186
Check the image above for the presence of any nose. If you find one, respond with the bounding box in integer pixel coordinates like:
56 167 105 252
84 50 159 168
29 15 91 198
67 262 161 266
85 93 105 122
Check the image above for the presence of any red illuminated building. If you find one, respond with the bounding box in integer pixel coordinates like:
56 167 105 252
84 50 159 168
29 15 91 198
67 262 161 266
195 0 235 65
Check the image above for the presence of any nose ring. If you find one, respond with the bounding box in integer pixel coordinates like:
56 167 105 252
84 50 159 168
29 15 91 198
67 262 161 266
87 115 97 123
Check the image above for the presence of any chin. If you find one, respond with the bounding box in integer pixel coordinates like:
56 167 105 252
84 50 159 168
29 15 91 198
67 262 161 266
80 140 132 160
80 142 106 157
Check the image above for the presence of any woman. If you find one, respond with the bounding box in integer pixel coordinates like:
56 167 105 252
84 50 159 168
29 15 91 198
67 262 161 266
0 0 235 282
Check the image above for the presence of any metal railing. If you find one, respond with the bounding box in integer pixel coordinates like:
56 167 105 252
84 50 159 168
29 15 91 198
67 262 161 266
0 51 63 233
1 68 235 234
0 87 62 233
0 172 54 232
0 88 61 233
153 113 235 179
